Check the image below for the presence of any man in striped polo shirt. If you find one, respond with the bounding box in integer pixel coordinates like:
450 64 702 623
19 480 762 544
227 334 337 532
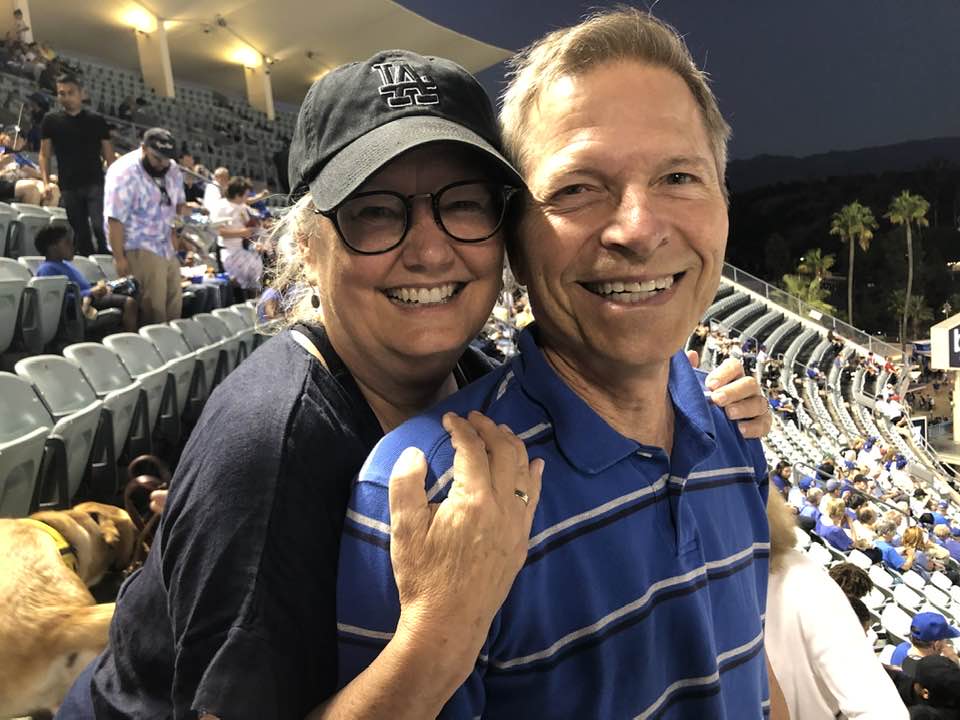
336 9 772 719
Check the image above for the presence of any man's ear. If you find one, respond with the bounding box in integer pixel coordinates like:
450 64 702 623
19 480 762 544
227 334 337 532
506 240 529 288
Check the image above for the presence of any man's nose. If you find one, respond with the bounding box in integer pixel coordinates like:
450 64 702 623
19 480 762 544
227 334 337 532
599 186 668 258
400 197 455 271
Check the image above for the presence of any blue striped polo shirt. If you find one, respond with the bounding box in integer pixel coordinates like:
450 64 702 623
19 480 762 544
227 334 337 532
337 325 770 719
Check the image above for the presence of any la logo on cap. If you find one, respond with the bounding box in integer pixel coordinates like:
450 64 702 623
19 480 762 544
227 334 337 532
372 63 439 108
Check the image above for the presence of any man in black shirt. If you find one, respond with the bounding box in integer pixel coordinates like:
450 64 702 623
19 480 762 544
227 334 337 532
39 73 114 255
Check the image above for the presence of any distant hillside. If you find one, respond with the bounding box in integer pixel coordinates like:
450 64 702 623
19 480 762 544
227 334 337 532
727 137 960 192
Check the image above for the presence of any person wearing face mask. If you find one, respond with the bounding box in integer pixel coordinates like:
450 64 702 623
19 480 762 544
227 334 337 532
103 127 187 324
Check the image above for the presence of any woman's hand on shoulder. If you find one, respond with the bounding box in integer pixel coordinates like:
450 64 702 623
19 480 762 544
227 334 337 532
387 411 543 660
689 353 772 439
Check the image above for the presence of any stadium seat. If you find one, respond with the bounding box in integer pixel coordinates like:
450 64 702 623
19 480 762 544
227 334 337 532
14 355 122 500
17 255 43 275
869 564 895 590
64 342 151 460
806 542 832 566
902 571 927 592
139 324 206 417
194 312 241 369
847 549 873 570
90 254 120 280
880 603 913 645
170 318 226 392
46 207 70 230
863 586 887 610
923 584 952 612
0 256 66 352
0 274 26 354
893 583 924 611
103 333 180 444
70 256 108 284
793 526 811 549
0 201 15 257
932 571 955 592
10 204 53 256
213 307 254 362
0 372 50 517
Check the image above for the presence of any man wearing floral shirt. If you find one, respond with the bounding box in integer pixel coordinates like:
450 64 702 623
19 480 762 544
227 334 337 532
104 127 186 324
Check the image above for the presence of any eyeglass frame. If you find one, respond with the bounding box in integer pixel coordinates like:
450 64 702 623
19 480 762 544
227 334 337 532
313 179 521 256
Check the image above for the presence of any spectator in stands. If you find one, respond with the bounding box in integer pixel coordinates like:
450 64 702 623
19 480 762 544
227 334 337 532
104 127 186 324
933 525 960 562
906 655 960 718
210 176 263 292
890 612 960 670
829 562 873 599
0 129 58 205
875 520 918 571
178 151 205 205
856 506 879 542
817 497 859 551
788 473 812 511
34 225 137 331
771 460 792 494
39 73 114 255
800 486 824 530
202 165 229 210
766 489 908 719
820 478 842 514
905 525 950 566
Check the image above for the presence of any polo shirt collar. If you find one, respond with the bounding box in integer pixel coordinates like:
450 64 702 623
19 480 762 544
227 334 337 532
514 325 717 475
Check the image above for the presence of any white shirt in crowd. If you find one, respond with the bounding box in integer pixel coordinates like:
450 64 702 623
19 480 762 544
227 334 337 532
766 549 908 719
787 485 806 511
210 197 250 251
202 181 224 211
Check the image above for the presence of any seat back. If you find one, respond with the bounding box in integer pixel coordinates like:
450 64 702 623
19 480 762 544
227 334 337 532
140 324 192 362
0 256 31 282
0 277 26 354
805 542 832 566
893 582 923 610
932 571 954 592
90 254 119 281
170 318 214 352
0 201 14 257
26 275 67 348
17 255 43 275
880 603 913 640
15 355 99 420
12 205 54 256
70 256 107 284
192 313 231 343
63 343 135 396
103 333 166 376
847 549 873 570
903 571 927 591
0 372 53 517
869 564 894 589
213 307 247 335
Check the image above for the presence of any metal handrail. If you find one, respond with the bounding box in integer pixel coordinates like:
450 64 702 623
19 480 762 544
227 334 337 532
721 263 901 358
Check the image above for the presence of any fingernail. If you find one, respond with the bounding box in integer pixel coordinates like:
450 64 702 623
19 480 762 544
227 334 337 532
705 376 719 390
396 446 424 470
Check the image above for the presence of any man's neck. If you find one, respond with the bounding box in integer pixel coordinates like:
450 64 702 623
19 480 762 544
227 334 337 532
542 345 674 451
63 107 82 117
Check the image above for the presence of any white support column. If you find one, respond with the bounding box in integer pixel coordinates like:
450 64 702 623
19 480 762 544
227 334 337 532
244 65 275 121
953 371 960 445
10 0 34 43
135 20 175 98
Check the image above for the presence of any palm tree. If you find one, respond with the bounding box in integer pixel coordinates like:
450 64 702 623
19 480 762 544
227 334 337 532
829 201 878 325
889 290 935 340
886 190 930 361
782 273 836 315
796 248 836 281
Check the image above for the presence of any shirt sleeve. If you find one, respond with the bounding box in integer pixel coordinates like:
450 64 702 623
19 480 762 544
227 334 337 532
796 563 909 719
171 168 186 206
40 113 53 140
98 116 111 140
102 165 130 224
337 432 486 718
158 375 349 719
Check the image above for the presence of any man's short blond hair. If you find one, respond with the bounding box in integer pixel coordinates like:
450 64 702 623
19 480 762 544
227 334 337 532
500 6 731 200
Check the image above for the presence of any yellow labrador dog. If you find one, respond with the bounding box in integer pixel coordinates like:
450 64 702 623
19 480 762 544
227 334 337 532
0 502 136 717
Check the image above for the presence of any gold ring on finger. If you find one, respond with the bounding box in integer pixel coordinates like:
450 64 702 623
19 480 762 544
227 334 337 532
514 488 530 506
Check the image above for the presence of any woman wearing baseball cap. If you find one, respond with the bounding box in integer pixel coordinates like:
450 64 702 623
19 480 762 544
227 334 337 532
59 50 768 719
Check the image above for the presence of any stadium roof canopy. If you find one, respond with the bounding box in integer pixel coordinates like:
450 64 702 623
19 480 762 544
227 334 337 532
29 0 512 108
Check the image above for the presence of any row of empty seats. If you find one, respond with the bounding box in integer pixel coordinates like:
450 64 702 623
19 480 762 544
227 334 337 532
0 302 262 518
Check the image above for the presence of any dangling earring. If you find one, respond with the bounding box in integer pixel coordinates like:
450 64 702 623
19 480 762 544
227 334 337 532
311 292 320 309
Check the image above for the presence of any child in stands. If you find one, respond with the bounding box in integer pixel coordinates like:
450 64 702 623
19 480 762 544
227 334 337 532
35 225 138 331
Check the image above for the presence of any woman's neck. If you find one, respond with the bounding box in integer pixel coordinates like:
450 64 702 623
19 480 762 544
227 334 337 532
325 327 463 433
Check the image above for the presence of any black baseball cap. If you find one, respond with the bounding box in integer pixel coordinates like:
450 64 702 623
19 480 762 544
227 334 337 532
912 655 960 706
287 49 522 209
142 127 176 159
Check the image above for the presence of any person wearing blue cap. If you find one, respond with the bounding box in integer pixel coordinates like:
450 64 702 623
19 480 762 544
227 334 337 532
890 612 960 670
787 473 812 511
934 525 960 563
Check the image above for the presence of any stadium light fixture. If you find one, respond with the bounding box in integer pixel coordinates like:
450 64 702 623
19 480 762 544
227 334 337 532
230 46 262 68
119 4 158 34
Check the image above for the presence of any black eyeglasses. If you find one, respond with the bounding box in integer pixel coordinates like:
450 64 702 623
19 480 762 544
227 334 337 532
315 180 519 255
